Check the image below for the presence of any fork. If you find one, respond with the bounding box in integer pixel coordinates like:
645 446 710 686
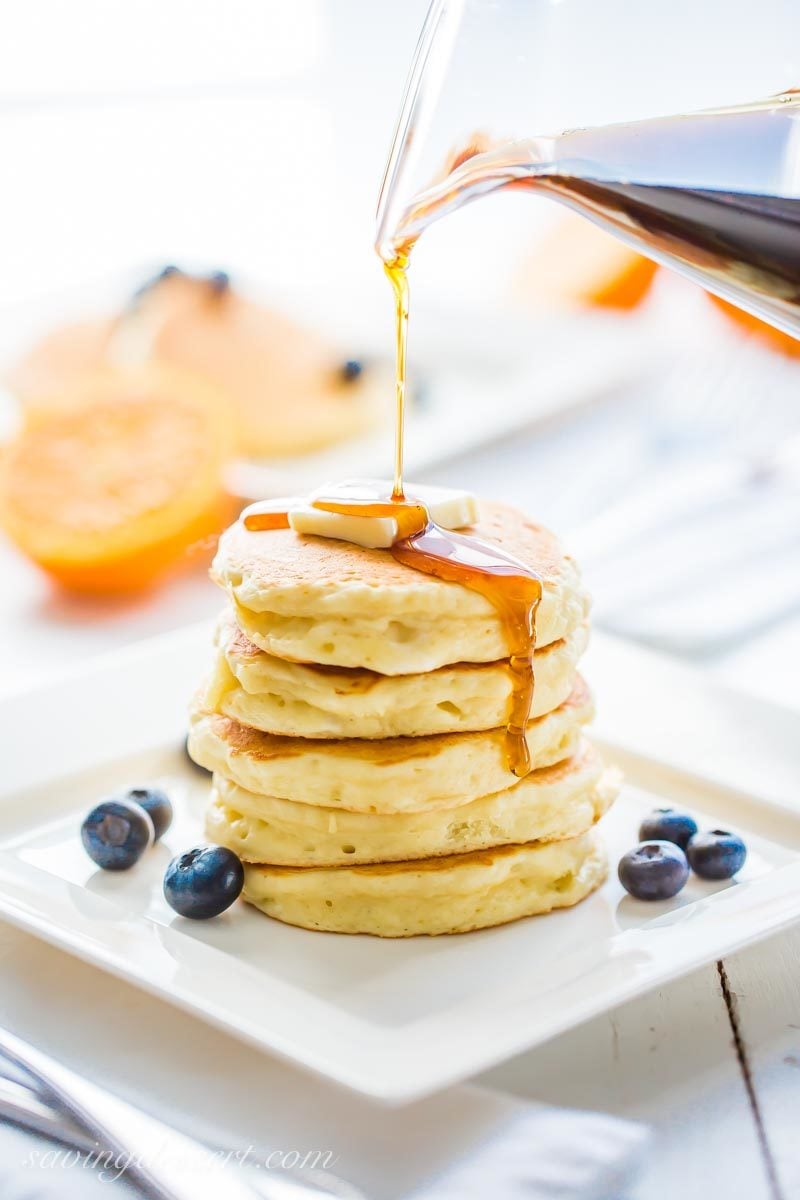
0 1027 350 1200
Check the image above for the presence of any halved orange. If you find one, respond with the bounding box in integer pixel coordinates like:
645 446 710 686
515 212 658 311
0 363 234 592
707 292 800 358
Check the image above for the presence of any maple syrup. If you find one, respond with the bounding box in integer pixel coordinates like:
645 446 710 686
310 485 542 777
245 244 546 776
243 509 290 531
382 251 545 776
246 213 548 783
384 256 410 499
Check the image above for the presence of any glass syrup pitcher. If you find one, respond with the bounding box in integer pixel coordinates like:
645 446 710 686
376 0 800 337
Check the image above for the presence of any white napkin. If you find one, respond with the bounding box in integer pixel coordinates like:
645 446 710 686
408 1106 649 1200
0 1096 649 1199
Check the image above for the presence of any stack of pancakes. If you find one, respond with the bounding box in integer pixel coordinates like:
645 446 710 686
188 499 618 936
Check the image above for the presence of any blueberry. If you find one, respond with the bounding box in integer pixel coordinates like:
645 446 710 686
618 840 689 900
132 264 179 302
207 269 230 296
124 787 173 841
687 830 747 880
638 807 698 851
339 359 363 383
163 845 244 919
81 799 154 871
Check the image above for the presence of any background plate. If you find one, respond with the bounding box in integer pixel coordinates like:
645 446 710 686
226 305 651 499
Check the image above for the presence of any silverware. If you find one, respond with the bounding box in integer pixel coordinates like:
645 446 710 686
0 1029 354 1200
0 1072 96 1153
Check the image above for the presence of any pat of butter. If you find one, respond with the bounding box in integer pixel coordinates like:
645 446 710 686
296 482 478 549
289 505 399 548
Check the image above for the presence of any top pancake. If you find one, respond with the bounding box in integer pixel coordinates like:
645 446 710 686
212 499 588 674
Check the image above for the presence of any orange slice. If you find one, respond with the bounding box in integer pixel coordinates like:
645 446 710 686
707 292 800 357
515 212 658 310
0 363 234 592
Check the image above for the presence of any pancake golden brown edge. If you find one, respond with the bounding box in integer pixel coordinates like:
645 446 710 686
188 677 595 812
206 611 590 739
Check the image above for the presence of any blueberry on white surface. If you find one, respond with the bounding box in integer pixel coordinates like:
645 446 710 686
124 786 173 841
638 807 698 851
163 845 244 919
618 840 689 901
687 830 747 880
81 799 154 871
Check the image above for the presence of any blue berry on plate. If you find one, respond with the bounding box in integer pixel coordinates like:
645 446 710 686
163 845 244 919
687 830 747 880
81 799 154 871
618 840 689 900
124 787 173 841
339 359 363 383
638 807 698 850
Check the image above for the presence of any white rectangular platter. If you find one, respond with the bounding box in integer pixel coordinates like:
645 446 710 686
1 625 799 1103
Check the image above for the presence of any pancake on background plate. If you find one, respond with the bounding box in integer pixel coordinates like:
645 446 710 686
6 267 387 459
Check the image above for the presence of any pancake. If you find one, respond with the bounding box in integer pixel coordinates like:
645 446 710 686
188 677 593 813
212 500 588 674
241 827 607 936
206 612 589 739
205 742 618 866
150 282 389 458
6 276 388 459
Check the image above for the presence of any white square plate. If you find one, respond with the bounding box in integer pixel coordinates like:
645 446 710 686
1 626 799 1103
